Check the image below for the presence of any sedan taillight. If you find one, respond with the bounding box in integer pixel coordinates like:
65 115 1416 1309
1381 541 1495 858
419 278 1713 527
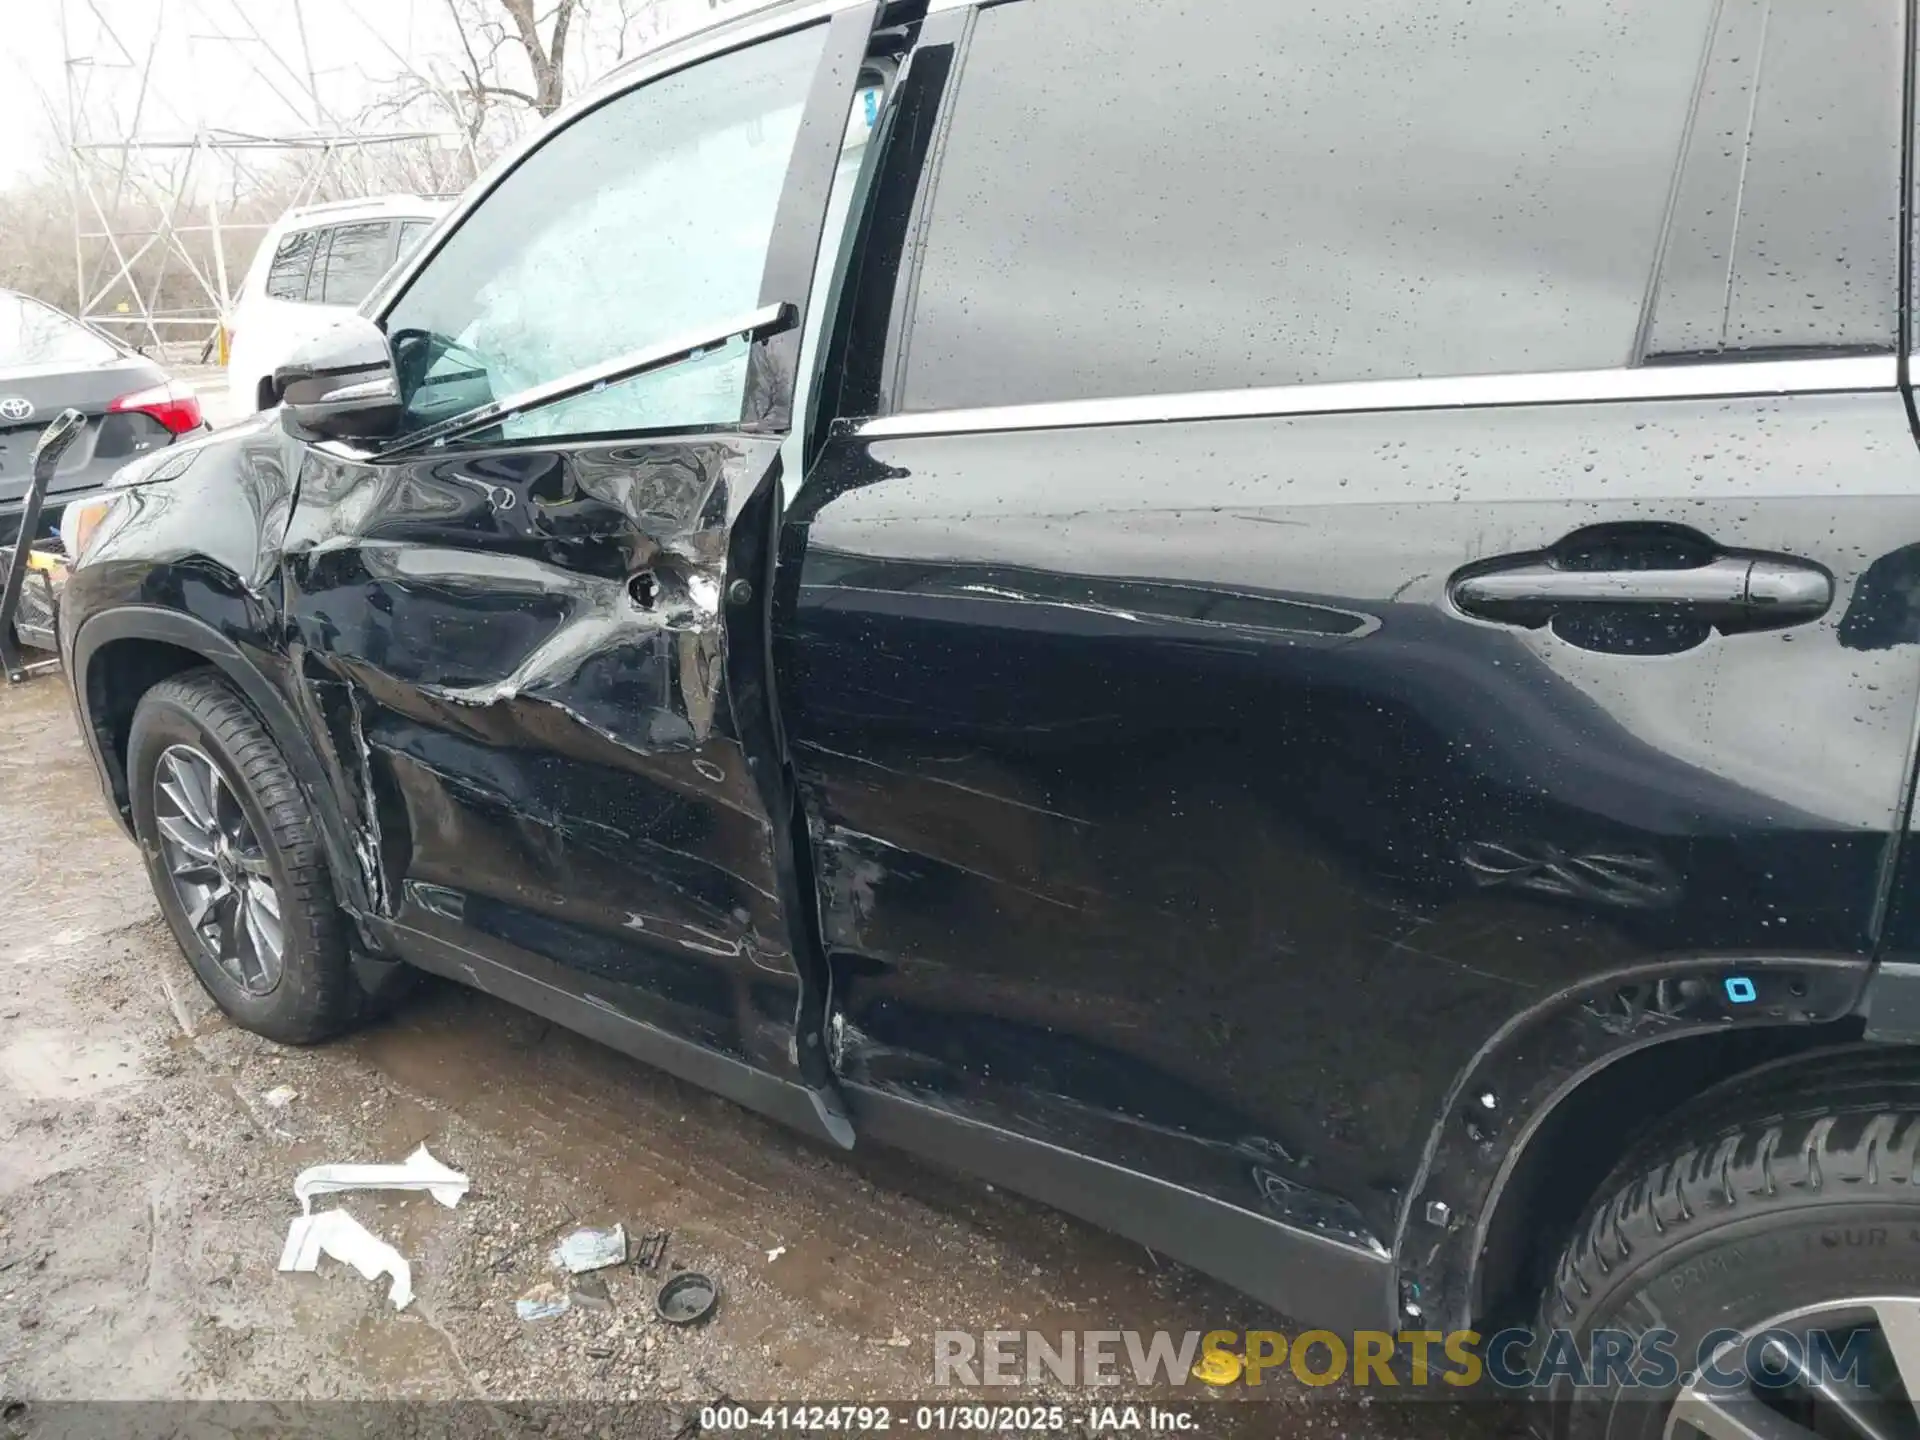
109 381 203 435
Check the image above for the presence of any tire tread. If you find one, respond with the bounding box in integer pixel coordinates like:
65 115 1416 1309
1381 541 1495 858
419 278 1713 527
1542 1061 1920 1333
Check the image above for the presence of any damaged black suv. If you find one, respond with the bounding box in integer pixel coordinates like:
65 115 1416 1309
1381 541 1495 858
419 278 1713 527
59 0 1920 1424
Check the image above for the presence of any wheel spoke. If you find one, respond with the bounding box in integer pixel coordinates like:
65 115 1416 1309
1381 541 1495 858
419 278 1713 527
248 877 281 918
161 751 218 830
157 813 215 861
205 761 238 844
244 884 284 969
233 899 267 990
183 879 227 933
1871 1302 1920 1422
1761 1335 1906 1440
1671 1390 1823 1440
234 847 273 880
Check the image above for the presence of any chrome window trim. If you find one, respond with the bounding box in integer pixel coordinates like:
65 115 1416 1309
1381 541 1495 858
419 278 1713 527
364 0 870 322
855 354 1898 439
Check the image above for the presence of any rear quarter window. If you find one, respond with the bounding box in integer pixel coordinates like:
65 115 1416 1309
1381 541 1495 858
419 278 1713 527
265 228 321 302
397 219 434 265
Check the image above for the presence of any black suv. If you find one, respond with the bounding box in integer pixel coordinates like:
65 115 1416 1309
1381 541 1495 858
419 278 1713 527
58 0 1920 1425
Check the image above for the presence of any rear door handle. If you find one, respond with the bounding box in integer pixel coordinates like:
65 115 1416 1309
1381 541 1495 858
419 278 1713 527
1452 555 1832 632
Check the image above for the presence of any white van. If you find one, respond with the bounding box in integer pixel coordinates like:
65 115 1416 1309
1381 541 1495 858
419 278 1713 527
226 195 451 415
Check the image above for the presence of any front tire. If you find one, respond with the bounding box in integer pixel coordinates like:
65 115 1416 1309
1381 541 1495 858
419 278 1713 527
1540 1053 1920 1440
129 668 365 1043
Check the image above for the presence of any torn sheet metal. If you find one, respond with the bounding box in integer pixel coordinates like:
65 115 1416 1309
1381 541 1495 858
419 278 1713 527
278 1209 413 1310
293 1143 469 1214
552 1224 627 1274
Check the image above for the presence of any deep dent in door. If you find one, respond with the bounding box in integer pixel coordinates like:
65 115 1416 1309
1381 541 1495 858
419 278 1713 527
279 437 849 1111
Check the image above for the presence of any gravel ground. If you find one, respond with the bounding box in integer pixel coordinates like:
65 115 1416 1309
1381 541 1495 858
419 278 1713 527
0 660 1523 1440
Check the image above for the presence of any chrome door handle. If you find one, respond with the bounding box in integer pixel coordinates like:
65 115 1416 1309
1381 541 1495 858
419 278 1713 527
1452 556 1832 632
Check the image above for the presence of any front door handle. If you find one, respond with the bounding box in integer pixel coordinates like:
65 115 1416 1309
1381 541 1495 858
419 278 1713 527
1452 555 1832 632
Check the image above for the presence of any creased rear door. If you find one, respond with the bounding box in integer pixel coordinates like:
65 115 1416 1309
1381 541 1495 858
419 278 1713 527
278 1 881 1105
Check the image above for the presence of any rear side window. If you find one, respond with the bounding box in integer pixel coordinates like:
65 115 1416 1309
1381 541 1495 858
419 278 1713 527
1645 0 1903 358
895 0 1717 413
0 293 118 368
317 222 398 306
265 228 320 301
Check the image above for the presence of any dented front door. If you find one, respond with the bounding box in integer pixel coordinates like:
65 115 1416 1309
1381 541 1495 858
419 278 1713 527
277 3 879 1084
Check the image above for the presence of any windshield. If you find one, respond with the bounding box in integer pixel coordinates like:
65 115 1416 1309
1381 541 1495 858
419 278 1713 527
0 293 121 371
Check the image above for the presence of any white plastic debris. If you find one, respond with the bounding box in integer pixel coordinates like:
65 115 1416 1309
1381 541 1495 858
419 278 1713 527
279 1210 413 1310
765 1245 786 1263
293 1144 469 1214
262 1085 298 1109
516 1281 570 1321
551 1224 626 1274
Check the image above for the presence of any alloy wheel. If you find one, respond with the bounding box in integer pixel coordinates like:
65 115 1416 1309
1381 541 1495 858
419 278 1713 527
152 743 286 995
1666 1298 1920 1440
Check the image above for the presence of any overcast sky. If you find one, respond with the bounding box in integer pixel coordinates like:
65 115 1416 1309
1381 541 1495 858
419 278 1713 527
1 0 757 187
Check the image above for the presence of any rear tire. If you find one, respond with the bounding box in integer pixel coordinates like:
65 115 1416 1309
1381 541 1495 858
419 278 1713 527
1539 1053 1920 1439
128 667 367 1043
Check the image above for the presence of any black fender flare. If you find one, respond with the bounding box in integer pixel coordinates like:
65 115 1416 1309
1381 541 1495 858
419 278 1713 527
1392 953 1876 1331
70 605 373 918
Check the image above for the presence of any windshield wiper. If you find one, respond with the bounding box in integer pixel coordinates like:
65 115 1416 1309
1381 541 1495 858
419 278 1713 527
379 302 796 459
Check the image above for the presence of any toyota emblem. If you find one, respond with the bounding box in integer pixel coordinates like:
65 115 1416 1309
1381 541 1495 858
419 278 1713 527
0 398 33 422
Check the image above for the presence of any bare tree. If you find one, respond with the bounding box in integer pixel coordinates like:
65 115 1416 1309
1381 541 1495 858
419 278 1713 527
497 0 580 114
591 0 668 66
0 0 731 320
454 0 688 116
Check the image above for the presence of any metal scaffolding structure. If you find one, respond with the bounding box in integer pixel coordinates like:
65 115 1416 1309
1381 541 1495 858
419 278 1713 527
59 0 453 358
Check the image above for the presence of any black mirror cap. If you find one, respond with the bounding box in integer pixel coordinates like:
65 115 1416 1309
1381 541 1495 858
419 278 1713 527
276 315 404 444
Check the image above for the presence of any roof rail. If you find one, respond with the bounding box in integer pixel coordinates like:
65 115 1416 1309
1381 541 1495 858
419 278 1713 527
287 193 433 218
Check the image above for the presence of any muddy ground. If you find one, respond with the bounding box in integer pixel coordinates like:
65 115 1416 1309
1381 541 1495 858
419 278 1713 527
0 675 1519 1439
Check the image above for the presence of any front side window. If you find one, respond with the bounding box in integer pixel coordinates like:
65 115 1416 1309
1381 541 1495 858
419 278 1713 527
318 222 398 306
384 23 828 441
265 228 320 302
895 0 1717 413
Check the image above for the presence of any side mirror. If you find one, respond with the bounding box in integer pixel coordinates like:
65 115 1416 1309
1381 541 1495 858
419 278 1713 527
276 315 403 444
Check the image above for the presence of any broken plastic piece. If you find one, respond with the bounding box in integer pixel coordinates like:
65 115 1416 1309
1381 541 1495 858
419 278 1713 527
552 1224 626 1274
293 1144 469 1214
516 1281 570 1321
263 1085 297 1109
572 1273 613 1311
279 1210 412 1310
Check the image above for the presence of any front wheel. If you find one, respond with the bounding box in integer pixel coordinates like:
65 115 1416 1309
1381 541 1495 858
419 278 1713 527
128 668 368 1043
1541 1057 1920 1440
